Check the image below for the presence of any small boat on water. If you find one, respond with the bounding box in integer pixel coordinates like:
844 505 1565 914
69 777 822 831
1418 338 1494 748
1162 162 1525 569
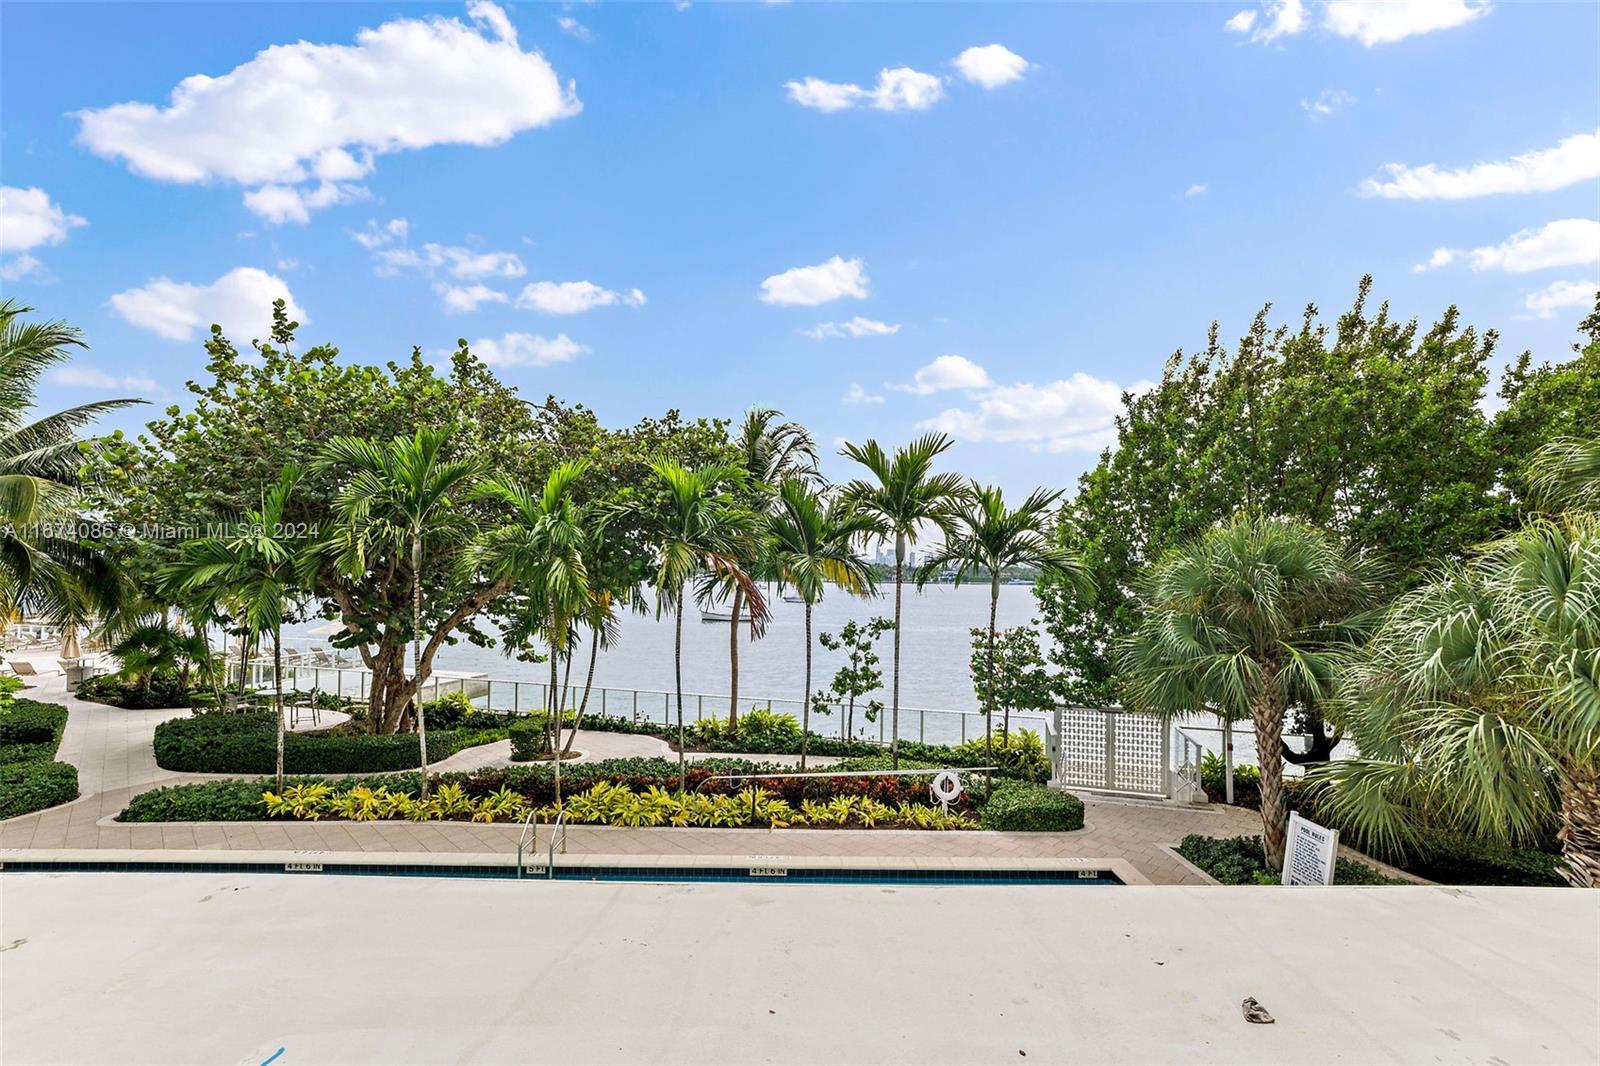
700 610 734 623
782 594 805 604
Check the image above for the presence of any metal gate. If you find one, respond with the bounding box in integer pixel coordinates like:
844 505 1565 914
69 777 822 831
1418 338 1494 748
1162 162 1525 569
1048 706 1171 797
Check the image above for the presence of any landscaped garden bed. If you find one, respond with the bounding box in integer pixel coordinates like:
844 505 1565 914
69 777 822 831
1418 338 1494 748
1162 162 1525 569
118 755 1083 831
0 693 79 818
1176 834 1408 885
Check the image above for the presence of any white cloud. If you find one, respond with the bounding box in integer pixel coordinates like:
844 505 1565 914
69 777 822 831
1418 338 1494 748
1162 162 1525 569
437 283 509 313
0 255 44 282
74 3 579 224
353 217 409 249
759 256 869 306
556 16 594 42
1415 219 1600 274
1361 130 1600 200
953 45 1030 89
1224 9 1257 32
515 280 646 315
375 242 526 280
1184 183 1209 197
843 384 885 405
1301 89 1357 118
469 332 588 367
0 186 87 253
1523 279 1597 320
785 68 944 113
110 266 306 342
1226 0 1307 43
1323 0 1489 46
49 367 157 393
919 373 1142 453
890 354 992 395
803 316 901 341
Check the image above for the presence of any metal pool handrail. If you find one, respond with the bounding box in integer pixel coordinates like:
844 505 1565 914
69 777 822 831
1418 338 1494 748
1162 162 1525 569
548 807 569 875
515 808 538 879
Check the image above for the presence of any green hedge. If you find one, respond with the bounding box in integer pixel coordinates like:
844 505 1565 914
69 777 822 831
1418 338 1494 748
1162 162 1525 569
977 782 1084 832
152 712 505 774
508 715 552 761
0 760 79 819
76 671 193 709
0 699 69 765
1176 834 1407 885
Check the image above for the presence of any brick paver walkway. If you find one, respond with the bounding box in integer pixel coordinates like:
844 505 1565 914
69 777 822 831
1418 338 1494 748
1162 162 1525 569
3 667 1263 883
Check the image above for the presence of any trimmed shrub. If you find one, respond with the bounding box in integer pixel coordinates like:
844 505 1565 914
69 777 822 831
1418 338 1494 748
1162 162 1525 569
152 712 505 774
1176 834 1407 885
76 671 191 709
508 714 552 761
977 782 1084 832
0 699 68 764
0 760 79 819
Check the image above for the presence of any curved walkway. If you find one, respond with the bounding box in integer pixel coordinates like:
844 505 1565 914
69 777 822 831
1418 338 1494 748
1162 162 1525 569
2 666 1267 883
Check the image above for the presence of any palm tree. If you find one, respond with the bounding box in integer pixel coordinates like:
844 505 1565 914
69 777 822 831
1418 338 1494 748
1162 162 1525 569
1311 442 1600 887
840 433 967 767
725 409 817 728
768 479 877 768
0 301 141 626
639 461 768 782
917 484 1092 788
167 465 304 792
473 459 591 807
317 429 484 798
1120 515 1383 872
1531 436 1600 512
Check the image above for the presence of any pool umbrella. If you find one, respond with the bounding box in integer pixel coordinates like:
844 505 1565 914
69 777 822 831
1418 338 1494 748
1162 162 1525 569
59 625 80 661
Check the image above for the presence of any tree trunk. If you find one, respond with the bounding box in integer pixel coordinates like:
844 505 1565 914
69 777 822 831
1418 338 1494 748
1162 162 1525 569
237 628 250 697
986 574 999 795
891 532 904 770
801 602 813 770
563 634 599 756
674 596 686 785
550 641 563 810
411 530 431 800
1250 680 1289 872
273 628 286 795
728 586 742 731
1223 717 1236 805
1558 768 1600 889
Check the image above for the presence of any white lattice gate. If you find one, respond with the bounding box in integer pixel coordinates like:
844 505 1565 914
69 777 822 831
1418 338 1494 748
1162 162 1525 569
1049 706 1171 797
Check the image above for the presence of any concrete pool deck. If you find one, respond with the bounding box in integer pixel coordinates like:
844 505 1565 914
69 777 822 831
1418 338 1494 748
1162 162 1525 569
1 873 1594 1065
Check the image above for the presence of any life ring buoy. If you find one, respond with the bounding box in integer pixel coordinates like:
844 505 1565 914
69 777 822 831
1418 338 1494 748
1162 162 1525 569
929 770 964 812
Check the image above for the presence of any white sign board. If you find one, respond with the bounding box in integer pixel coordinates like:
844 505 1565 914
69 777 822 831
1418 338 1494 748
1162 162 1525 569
1282 811 1339 886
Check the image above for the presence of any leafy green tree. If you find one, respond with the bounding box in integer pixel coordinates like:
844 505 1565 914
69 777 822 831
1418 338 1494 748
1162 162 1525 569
473 459 591 806
1312 438 1600 887
1120 516 1384 871
1042 278 1506 758
814 617 893 740
968 624 1055 726
840 433 967 768
919 484 1090 786
639 461 768 780
723 408 817 728
767 479 877 768
166 466 304 792
0 301 140 625
1491 295 1600 511
314 430 491 796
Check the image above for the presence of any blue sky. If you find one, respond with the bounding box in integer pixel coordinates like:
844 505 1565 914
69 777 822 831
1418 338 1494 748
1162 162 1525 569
3 0 1597 496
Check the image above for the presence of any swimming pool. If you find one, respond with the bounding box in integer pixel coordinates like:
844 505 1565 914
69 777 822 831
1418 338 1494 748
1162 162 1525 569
0 858 1123 886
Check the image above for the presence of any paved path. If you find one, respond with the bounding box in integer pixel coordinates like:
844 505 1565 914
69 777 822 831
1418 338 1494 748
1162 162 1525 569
3 665 1264 884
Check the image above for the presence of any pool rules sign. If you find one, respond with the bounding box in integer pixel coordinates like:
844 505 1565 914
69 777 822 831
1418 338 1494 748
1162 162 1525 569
1282 811 1339 885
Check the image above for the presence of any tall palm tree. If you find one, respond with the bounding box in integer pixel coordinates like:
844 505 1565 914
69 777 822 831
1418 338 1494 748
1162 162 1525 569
768 479 877 768
840 433 967 767
1531 436 1600 512
0 301 140 626
167 466 304 792
317 429 484 798
639 461 768 781
917 484 1092 787
1312 442 1600 887
725 409 817 727
473 459 591 807
1120 515 1383 871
